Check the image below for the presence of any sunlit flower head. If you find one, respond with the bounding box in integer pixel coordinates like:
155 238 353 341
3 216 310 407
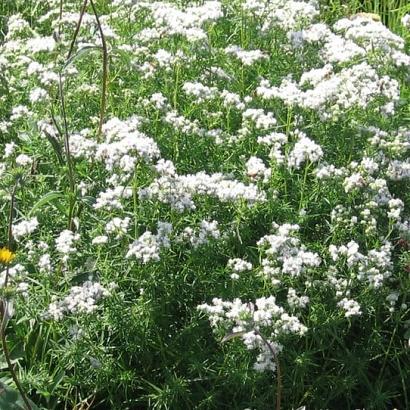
0 247 15 265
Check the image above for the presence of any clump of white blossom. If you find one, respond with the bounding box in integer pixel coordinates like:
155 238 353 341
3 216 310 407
12 217 39 241
47 281 115 320
198 295 307 372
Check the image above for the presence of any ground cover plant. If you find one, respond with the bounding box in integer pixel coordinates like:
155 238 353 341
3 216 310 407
0 0 409 409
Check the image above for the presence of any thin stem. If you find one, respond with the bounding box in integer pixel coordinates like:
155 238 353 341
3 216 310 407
58 0 63 36
89 0 109 141
4 183 17 288
0 311 32 410
254 330 282 410
67 0 89 61
298 162 311 212
0 185 32 410
133 168 138 238
58 73 76 231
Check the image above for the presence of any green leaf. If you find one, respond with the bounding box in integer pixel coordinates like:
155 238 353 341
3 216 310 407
221 331 247 343
28 191 64 217
63 46 102 70
0 382 39 410
42 130 64 165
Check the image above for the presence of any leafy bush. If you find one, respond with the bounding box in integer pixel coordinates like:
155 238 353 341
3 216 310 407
0 0 409 409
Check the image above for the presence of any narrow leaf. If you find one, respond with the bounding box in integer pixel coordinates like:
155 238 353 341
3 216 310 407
222 331 247 343
28 192 64 217
63 46 101 70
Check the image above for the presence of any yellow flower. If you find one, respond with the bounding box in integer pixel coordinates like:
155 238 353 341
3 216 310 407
0 247 15 265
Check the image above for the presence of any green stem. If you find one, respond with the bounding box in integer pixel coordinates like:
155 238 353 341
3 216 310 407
58 73 77 231
89 0 109 142
254 329 282 410
298 163 311 212
0 186 32 410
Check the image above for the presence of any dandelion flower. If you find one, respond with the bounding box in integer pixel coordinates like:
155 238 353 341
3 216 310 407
0 247 15 265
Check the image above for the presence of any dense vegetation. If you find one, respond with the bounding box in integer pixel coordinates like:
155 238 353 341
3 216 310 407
0 0 409 409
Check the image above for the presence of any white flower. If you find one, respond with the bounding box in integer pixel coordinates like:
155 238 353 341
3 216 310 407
227 258 253 273
287 135 323 169
402 14 410 29
126 231 161 263
225 45 267 66
246 157 271 182
47 281 112 320
55 230 80 256
13 217 39 241
92 235 109 245
105 217 130 238
337 298 362 317
38 254 52 274
29 87 48 103
15 154 32 167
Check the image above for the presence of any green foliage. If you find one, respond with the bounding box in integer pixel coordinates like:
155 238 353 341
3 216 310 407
0 0 409 409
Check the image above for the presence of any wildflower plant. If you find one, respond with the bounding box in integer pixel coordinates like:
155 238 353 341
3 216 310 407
0 0 409 409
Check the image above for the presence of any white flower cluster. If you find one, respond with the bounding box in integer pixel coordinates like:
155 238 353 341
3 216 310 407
198 295 307 372
257 63 400 120
153 49 187 71
245 156 271 181
329 241 392 289
139 169 266 212
257 223 321 284
242 109 277 130
55 230 80 261
15 154 33 167
332 17 410 67
227 258 253 280
242 0 319 32
292 15 409 67
287 288 309 310
220 90 245 110
105 217 130 239
387 160 410 181
402 14 410 29
96 117 160 173
287 133 323 169
182 220 220 249
139 1 223 42
47 281 113 320
92 235 109 246
38 253 52 274
126 223 172 263
12 217 39 241
314 163 347 179
0 264 27 287
337 298 362 318
94 186 133 211
126 231 161 263
257 132 288 165
182 81 218 103
224 45 267 66
29 87 48 104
